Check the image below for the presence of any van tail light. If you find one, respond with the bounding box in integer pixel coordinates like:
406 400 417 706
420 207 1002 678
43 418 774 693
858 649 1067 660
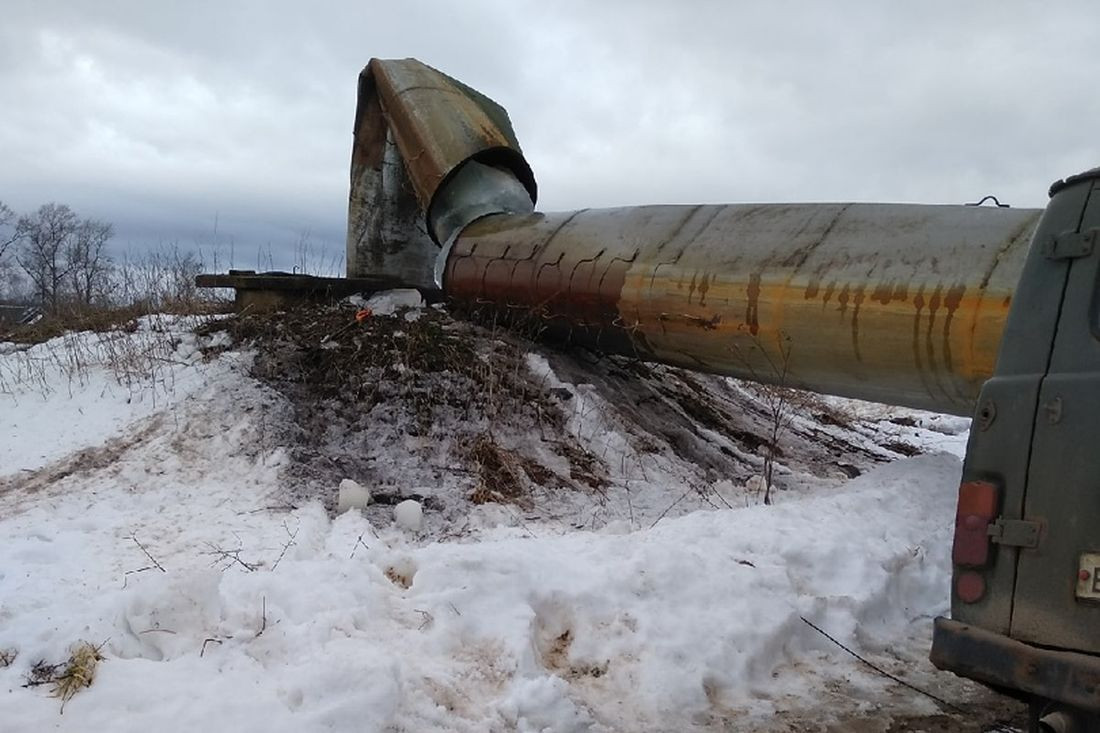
952 480 1000 603
953 480 1000 566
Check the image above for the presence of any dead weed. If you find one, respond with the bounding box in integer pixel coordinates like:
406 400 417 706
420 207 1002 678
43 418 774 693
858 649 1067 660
469 434 529 506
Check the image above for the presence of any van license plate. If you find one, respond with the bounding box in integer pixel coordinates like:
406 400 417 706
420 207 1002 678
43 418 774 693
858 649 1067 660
1076 553 1100 600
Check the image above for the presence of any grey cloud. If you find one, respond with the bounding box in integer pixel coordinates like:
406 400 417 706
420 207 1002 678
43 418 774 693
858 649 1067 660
1 1 1097 269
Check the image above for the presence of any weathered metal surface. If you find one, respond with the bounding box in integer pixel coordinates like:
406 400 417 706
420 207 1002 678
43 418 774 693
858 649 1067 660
947 180 1093 638
930 169 1100 717
346 58 1044 415
445 203 1040 415
987 518 1041 548
1007 173 1100 652
347 71 437 287
196 270 409 294
195 271 430 312
362 58 535 215
346 58 536 288
931 617 1100 713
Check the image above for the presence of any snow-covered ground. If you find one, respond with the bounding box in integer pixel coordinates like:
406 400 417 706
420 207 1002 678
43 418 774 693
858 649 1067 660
0 308 1021 731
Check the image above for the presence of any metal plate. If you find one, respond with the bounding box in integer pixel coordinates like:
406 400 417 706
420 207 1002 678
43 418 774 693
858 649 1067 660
1076 553 1100 601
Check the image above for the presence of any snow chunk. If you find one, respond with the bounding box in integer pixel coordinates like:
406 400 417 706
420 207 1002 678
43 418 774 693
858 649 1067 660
918 414 971 435
337 478 371 513
500 676 594 732
204 330 232 349
365 288 423 317
114 570 222 661
393 499 423 532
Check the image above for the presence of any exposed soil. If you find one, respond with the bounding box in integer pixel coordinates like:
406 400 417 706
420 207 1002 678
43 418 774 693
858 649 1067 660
199 299 953 532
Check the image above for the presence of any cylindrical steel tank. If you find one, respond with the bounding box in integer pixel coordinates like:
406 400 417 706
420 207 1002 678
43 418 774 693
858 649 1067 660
349 58 1042 415
444 204 1040 415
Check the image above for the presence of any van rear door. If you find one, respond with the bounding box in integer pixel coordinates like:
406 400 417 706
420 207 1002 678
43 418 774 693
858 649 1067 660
1010 172 1100 651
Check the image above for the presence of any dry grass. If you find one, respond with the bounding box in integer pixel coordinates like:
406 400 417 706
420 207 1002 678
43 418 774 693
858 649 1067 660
0 312 203 402
0 299 230 346
468 434 530 506
22 641 105 713
51 641 104 711
24 659 63 687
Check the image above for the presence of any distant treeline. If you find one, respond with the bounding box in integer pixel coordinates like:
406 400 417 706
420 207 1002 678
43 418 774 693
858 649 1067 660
0 200 207 313
0 200 344 315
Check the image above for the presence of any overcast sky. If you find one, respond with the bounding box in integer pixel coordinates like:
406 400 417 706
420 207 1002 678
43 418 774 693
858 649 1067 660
1 1 1097 270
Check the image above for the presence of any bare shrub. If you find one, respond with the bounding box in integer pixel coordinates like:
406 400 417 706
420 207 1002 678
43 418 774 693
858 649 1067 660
732 331 805 505
113 244 224 314
292 229 344 277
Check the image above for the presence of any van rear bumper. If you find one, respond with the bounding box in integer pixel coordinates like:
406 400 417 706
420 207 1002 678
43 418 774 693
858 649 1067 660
931 617 1100 711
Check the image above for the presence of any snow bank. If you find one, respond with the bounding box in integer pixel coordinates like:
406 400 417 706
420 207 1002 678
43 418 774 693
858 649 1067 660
0 440 960 731
0 314 986 731
0 316 232 477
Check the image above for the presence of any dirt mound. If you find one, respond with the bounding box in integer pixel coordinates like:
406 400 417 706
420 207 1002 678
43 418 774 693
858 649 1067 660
201 298 941 533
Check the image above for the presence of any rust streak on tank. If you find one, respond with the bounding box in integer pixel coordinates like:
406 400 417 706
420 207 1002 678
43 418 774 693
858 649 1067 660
746 273 761 336
698 272 710 307
851 285 866 362
942 284 966 377
912 286 927 388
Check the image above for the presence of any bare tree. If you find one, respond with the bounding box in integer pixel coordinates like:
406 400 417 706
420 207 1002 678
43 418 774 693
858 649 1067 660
0 201 16 263
67 218 113 306
17 203 79 311
14 204 115 311
0 201 22 300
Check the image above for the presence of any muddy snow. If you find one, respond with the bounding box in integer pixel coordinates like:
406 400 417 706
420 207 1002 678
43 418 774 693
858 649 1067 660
0 301 1023 731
